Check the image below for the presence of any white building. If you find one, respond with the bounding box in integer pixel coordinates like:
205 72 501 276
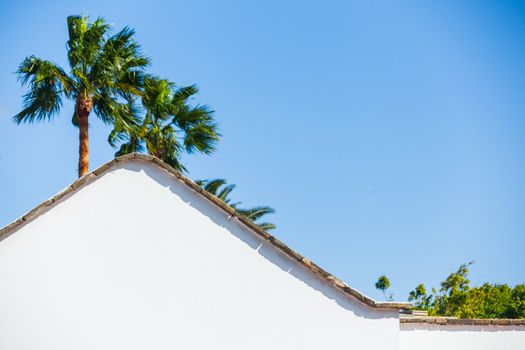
0 153 523 349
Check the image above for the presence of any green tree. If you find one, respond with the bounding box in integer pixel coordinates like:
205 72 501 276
375 275 393 301
109 76 219 172
509 285 525 318
408 262 525 319
196 178 276 231
432 261 473 316
408 283 433 310
14 15 149 177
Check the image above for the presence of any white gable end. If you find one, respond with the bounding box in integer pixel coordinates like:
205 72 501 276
0 159 400 350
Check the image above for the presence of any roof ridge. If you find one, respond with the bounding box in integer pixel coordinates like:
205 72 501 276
0 152 412 311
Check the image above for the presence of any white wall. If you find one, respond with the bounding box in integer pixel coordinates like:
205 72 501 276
0 161 399 350
400 324 525 350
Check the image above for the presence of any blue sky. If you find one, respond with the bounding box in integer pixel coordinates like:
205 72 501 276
1 0 524 300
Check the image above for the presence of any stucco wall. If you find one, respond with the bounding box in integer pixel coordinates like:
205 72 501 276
0 161 399 350
400 324 525 350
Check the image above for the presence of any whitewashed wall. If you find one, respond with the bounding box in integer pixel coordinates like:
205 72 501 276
400 324 525 350
0 161 399 350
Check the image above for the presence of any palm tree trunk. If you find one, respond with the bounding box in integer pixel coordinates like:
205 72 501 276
76 95 93 177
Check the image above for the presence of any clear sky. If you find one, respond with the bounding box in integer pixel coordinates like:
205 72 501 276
0 0 524 301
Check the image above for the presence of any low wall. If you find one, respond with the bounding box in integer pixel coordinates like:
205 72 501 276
400 317 525 350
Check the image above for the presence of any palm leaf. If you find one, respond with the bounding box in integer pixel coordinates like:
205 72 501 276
256 222 276 231
115 137 144 156
67 15 109 72
217 184 236 202
172 85 198 106
195 178 276 230
238 206 276 221
198 178 227 196
13 56 72 123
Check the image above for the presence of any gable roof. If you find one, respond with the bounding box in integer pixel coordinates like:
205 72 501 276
0 153 411 311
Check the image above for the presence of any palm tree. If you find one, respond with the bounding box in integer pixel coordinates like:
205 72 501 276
14 15 149 177
195 178 276 231
109 75 220 172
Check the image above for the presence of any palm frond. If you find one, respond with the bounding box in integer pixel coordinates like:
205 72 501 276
16 56 74 93
92 90 140 125
13 56 72 123
108 115 142 148
108 127 127 147
66 15 88 68
172 85 198 106
194 179 206 187
229 202 242 209
141 76 174 118
195 178 276 230
115 137 144 156
183 119 220 154
90 24 150 96
112 70 146 98
140 123 187 172
197 178 227 196
256 222 276 231
174 104 219 154
98 26 150 73
67 15 109 73
161 153 187 173
237 206 276 221
173 104 214 129
217 184 236 202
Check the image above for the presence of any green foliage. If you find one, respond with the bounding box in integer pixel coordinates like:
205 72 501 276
375 275 393 301
15 15 148 126
408 283 433 310
110 76 220 172
408 262 525 319
375 275 390 291
196 179 276 231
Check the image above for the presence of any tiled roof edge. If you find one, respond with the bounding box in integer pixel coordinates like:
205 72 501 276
0 171 98 242
400 316 525 326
